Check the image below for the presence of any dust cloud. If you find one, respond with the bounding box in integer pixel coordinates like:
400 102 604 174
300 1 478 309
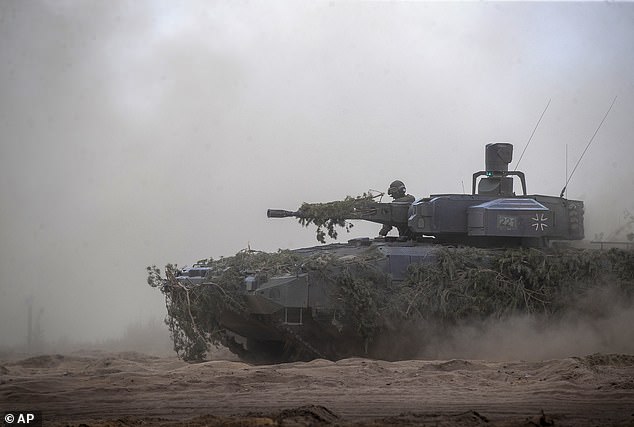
1 1 633 352
0 318 174 359
416 286 634 361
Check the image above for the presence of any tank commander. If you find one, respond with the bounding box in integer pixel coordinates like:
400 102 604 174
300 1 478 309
379 180 415 237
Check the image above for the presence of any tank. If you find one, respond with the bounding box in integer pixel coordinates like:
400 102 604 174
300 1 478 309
147 144 632 363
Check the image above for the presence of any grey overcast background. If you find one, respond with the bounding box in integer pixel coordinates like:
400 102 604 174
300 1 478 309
1 1 633 347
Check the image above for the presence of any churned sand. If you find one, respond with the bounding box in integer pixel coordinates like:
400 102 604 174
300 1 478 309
1 350 633 426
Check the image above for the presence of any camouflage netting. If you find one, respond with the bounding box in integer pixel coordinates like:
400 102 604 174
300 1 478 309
296 193 378 243
148 247 634 362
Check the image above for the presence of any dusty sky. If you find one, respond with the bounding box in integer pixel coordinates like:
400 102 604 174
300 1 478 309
1 1 633 347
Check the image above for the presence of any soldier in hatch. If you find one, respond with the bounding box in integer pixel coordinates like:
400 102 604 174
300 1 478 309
378 180 415 237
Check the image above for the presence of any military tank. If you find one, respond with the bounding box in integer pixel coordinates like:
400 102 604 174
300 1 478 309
148 143 632 363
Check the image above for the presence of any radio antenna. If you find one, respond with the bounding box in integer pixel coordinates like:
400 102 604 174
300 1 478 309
565 144 568 199
514 98 551 171
559 96 617 198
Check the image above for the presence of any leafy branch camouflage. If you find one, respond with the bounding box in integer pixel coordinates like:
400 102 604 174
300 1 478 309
399 247 634 323
297 193 377 243
148 247 633 362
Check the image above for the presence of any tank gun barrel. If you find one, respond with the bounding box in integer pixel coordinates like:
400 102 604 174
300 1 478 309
267 201 411 232
267 209 302 218
267 207 381 220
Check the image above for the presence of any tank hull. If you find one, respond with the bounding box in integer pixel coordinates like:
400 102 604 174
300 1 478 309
156 239 632 364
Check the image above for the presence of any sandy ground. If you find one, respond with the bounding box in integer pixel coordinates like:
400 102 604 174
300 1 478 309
1 351 633 426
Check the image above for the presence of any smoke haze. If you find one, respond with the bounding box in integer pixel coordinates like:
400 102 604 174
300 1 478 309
1 2 633 352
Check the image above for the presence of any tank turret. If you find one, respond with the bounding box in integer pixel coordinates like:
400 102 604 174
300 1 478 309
270 143 583 246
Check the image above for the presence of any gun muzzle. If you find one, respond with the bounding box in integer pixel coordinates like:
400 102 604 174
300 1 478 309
267 209 299 218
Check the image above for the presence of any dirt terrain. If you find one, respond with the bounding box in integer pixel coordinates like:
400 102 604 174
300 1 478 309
1 350 633 426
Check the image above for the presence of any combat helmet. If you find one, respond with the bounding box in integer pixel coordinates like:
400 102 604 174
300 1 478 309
388 180 406 197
